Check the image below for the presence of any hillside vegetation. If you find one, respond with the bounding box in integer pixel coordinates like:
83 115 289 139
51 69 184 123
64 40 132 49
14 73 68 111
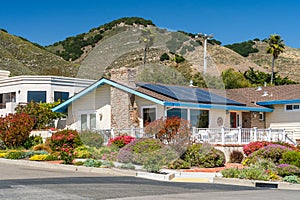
1 17 300 85
0 30 78 77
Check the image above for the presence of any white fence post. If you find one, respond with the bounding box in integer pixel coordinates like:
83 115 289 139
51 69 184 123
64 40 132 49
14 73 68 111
253 127 257 141
268 128 272 142
221 126 225 145
282 129 286 142
111 128 114 138
238 126 242 144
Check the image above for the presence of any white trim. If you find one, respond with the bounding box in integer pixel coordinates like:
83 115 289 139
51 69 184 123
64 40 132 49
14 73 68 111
285 103 300 112
140 105 157 128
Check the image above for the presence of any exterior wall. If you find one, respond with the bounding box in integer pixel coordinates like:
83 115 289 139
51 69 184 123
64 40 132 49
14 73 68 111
209 109 227 128
136 96 164 128
67 85 111 130
0 76 95 116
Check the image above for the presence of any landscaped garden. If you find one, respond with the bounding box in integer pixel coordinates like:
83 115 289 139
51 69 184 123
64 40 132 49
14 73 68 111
0 104 299 185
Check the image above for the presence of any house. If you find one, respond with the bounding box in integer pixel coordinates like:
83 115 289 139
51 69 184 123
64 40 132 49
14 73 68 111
0 70 95 116
52 68 277 135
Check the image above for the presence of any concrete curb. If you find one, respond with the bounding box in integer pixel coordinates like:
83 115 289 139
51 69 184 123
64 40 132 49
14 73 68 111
0 158 137 176
213 177 300 190
136 171 175 181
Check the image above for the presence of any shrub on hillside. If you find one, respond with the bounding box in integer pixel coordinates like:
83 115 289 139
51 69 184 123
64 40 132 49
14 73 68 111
0 113 35 148
117 138 165 164
246 144 290 165
182 143 226 168
107 135 135 148
280 150 300 168
79 131 104 148
243 141 272 156
276 164 300 177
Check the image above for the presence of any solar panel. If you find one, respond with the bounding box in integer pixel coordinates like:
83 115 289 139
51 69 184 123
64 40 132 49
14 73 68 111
137 83 244 106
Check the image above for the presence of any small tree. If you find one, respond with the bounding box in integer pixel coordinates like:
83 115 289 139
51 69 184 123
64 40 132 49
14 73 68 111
0 113 35 147
144 117 191 154
15 101 63 130
140 28 154 65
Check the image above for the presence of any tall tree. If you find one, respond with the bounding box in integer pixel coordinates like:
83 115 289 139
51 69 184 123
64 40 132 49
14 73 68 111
266 34 285 84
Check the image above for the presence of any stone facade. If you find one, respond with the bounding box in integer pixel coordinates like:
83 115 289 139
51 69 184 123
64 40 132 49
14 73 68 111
242 112 266 129
110 67 138 129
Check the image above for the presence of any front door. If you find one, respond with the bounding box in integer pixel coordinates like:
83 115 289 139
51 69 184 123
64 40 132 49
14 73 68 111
230 112 237 128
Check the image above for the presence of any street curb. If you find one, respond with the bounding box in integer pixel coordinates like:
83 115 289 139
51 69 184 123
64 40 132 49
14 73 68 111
213 177 300 190
137 171 175 181
0 158 136 177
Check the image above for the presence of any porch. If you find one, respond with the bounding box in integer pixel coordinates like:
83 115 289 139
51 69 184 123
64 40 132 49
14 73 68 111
91 127 296 146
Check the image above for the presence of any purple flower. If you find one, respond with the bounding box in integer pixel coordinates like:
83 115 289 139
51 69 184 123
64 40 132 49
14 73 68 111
277 164 290 168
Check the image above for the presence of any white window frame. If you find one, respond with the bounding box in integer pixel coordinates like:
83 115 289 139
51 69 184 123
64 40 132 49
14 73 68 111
140 105 157 127
78 110 97 131
285 104 300 112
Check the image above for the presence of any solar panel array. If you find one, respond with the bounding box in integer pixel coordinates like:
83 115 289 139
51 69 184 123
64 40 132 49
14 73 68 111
137 83 244 106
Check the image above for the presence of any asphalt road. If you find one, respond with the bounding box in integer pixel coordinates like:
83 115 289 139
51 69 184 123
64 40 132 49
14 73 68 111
0 162 299 200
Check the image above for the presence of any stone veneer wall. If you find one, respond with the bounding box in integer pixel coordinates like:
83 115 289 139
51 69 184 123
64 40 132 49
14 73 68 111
242 112 266 129
110 67 137 129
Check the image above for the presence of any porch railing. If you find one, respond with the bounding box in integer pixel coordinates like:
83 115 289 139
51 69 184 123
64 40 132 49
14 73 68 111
90 126 296 146
191 127 296 145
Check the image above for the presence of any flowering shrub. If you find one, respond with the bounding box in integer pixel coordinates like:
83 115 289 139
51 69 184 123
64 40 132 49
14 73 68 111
117 138 164 164
280 150 300 168
243 141 272 156
50 130 82 164
107 135 135 148
182 143 226 168
276 164 300 177
246 144 290 165
144 117 191 154
0 113 35 148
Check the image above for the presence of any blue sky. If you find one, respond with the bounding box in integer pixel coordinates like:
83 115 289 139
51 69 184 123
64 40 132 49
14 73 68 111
1 0 299 48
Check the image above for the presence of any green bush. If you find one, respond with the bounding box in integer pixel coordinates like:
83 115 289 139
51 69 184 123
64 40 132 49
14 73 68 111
224 40 259 57
246 144 289 165
83 159 102 167
74 146 93 158
23 150 48 159
237 166 269 181
120 163 135 170
117 138 164 164
280 151 300 168
79 131 104 148
160 53 170 61
229 150 244 163
276 164 300 177
96 146 119 161
182 143 226 168
23 135 43 149
168 159 191 169
283 175 300 184
5 151 26 159
221 167 241 178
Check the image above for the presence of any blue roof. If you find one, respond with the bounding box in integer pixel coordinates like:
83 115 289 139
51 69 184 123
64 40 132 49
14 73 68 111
257 99 300 106
137 83 245 106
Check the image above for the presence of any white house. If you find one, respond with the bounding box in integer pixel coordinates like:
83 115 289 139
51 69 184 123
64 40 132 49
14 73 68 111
0 70 95 116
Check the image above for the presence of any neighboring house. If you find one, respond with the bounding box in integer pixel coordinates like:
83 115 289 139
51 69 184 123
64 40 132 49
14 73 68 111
52 68 274 134
0 70 95 116
224 85 300 140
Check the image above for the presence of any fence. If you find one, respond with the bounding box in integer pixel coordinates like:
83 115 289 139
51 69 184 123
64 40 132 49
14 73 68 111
90 126 296 146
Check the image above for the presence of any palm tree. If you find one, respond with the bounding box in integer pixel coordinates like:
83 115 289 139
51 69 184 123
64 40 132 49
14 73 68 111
266 34 285 84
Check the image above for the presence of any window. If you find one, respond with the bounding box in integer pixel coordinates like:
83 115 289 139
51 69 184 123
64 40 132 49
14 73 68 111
0 92 16 109
259 112 264 121
190 109 209 128
27 91 46 103
80 113 97 130
54 91 69 102
142 107 156 126
167 108 187 120
285 104 300 111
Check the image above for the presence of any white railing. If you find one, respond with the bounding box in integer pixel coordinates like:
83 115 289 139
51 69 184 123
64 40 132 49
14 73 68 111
191 127 296 145
91 127 296 146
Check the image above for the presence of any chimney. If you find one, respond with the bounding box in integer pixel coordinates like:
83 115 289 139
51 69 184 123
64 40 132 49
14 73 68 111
110 67 136 88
